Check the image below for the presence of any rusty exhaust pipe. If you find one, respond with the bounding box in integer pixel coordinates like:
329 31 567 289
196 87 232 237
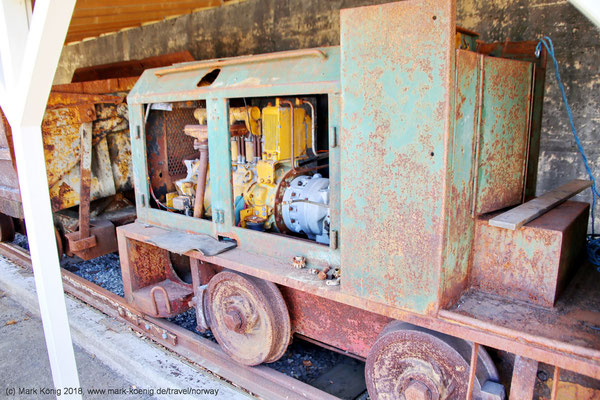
193 140 209 218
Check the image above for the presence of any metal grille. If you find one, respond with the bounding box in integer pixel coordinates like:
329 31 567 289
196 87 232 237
165 108 197 176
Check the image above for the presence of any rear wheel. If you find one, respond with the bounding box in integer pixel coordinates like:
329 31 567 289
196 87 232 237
365 321 501 400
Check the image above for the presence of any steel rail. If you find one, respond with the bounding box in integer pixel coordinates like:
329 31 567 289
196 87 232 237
0 242 339 400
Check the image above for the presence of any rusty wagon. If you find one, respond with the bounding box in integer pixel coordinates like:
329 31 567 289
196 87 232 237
0 52 194 259
109 0 600 398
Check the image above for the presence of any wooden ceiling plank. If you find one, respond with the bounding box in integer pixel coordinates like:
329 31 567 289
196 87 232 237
72 0 221 17
69 3 221 27
66 0 241 43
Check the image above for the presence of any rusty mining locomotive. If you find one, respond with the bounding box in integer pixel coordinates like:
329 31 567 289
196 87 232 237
1 0 599 398
116 1 600 398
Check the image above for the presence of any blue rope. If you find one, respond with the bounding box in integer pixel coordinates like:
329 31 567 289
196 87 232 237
536 37 600 267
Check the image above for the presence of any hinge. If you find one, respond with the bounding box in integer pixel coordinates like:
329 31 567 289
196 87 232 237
330 229 338 250
331 126 338 148
214 209 225 224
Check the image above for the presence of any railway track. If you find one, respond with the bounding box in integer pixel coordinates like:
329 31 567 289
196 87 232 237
0 241 352 400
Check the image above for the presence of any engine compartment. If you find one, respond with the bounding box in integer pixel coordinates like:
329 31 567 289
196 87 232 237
145 95 331 244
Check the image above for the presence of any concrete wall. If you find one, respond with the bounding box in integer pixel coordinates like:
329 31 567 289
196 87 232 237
56 0 600 231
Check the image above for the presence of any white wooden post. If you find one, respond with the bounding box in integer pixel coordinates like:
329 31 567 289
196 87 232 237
0 1 80 399
569 0 600 29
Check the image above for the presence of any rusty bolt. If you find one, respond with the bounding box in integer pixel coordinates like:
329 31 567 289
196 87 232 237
86 108 95 118
318 266 331 280
292 256 306 269
223 308 244 333
404 382 431 400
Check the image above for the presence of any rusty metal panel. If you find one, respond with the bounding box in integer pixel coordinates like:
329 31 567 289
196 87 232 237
71 51 194 82
476 41 548 199
339 0 455 314
127 47 340 105
0 108 23 219
280 286 391 359
47 134 117 211
106 130 133 192
43 101 132 211
471 201 589 307
439 50 481 308
473 56 533 215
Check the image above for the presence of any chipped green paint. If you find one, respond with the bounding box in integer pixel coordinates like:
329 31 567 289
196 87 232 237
127 0 539 316
339 0 456 314
128 48 342 267
128 47 341 104
439 50 480 308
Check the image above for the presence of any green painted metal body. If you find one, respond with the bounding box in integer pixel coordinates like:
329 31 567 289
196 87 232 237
128 47 342 268
128 0 539 315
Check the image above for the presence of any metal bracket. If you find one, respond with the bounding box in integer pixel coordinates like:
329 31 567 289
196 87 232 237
330 230 338 250
117 306 178 346
214 209 225 224
191 284 210 331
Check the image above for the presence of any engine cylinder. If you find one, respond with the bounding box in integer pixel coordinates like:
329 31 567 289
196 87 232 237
282 174 330 244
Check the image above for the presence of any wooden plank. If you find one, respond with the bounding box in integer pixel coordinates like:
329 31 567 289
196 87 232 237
64 0 229 43
489 179 592 230
69 5 220 27
72 0 221 18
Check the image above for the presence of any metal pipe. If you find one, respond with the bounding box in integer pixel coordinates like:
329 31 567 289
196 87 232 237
193 140 209 218
253 134 260 161
237 136 245 163
550 366 561 400
280 100 296 171
302 99 317 157
466 342 479 400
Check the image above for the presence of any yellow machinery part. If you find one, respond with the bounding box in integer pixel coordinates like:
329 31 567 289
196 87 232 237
241 164 288 229
261 98 311 163
194 106 261 135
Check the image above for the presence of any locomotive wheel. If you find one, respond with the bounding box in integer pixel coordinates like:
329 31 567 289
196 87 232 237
0 213 15 242
365 321 500 400
206 271 291 366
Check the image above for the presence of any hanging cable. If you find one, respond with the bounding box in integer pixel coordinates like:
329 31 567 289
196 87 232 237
536 37 600 266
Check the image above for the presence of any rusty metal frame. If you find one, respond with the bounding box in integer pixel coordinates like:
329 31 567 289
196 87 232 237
118 221 600 381
0 241 338 400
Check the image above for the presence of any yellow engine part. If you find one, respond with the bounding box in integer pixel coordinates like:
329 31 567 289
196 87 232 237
194 106 261 135
232 164 255 199
241 163 289 228
262 98 311 163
